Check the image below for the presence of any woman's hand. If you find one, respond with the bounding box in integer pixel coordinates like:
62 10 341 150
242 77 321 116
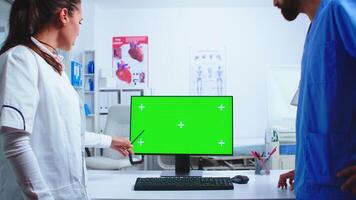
337 165 356 195
278 170 295 190
110 136 133 157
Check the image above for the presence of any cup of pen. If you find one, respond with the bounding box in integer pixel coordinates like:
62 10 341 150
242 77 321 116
254 156 270 175
251 147 276 175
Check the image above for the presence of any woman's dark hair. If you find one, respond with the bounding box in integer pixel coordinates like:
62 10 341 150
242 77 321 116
0 0 81 74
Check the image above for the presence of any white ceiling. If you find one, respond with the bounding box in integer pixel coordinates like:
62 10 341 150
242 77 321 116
0 0 273 25
96 0 272 9
0 0 273 21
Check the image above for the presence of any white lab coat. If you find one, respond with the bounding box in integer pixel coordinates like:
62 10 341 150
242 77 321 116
0 38 111 199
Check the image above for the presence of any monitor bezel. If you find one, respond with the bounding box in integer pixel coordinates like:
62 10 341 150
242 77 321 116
129 95 234 156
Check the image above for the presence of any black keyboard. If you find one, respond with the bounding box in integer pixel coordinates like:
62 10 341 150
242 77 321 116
134 176 234 190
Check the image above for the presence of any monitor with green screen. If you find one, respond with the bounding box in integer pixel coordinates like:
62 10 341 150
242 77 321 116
130 96 233 156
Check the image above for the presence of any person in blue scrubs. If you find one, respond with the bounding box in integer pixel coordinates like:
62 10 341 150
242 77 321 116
273 0 356 199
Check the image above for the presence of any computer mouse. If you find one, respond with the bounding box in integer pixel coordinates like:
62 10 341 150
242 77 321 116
231 175 249 184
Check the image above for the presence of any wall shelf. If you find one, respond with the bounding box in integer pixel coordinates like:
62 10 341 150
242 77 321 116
82 50 97 132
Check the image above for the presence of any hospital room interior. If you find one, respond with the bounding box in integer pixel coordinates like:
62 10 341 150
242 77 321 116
1 0 354 199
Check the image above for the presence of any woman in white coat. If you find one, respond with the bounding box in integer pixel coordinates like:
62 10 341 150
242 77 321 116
0 0 133 199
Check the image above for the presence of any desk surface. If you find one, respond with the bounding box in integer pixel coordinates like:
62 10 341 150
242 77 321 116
87 170 295 200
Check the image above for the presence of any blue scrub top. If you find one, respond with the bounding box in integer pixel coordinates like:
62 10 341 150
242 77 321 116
295 0 356 199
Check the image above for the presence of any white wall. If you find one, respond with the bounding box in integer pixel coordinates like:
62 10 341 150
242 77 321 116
84 0 310 140
69 0 96 60
0 0 308 140
0 0 11 44
62 0 96 78
0 1 11 22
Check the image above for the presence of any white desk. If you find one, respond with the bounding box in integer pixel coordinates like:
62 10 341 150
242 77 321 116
87 170 295 200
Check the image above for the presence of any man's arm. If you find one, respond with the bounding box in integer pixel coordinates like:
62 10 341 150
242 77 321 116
277 170 295 191
337 165 356 195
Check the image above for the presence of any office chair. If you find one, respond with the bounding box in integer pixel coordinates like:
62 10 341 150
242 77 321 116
86 104 144 170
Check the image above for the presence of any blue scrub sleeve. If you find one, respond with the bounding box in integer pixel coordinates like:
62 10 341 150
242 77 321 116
333 0 356 57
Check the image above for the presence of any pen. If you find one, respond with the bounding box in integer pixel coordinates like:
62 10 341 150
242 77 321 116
131 129 145 145
265 146 277 162
269 146 277 157
251 151 263 161
250 151 257 158
255 151 262 159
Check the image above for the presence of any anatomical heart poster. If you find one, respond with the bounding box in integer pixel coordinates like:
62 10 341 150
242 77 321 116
112 36 148 88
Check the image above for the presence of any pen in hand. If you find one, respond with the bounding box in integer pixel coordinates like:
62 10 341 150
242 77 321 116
129 129 145 165
131 129 145 145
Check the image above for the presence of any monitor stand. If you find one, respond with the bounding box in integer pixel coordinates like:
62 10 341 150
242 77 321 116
160 155 203 177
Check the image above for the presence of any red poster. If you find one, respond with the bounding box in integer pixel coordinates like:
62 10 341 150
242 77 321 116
112 36 148 88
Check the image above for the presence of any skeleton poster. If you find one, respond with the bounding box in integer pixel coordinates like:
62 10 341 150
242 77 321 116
190 48 226 96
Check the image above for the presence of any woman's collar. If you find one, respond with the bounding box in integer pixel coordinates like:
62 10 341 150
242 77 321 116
30 36 64 63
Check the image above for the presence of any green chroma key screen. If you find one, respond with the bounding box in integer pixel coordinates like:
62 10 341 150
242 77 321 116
130 96 233 155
